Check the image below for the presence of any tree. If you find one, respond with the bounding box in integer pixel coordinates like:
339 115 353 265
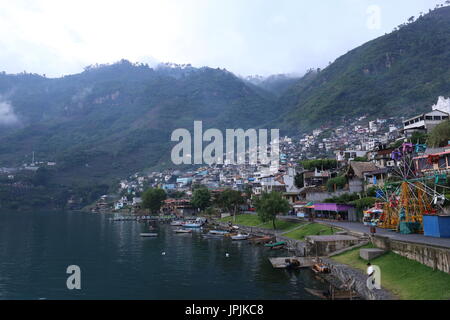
215 189 244 222
142 188 167 214
410 131 427 144
255 192 290 229
326 176 347 192
191 187 211 211
300 159 337 170
427 120 450 147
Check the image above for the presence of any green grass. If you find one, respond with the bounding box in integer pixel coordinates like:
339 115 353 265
283 223 341 240
219 214 301 231
332 244 450 300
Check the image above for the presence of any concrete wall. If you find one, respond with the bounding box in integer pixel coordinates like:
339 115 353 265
372 235 450 274
305 236 360 256
349 178 363 193
216 221 278 236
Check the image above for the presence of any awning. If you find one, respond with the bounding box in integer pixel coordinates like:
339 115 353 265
304 201 315 209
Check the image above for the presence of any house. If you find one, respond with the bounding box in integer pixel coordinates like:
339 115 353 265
132 197 142 206
402 109 449 137
367 146 397 168
346 161 379 193
313 203 358 221
363 167 390 189
413 145 450 174
162 199 196 217
335 150 368 163
303 169 331 187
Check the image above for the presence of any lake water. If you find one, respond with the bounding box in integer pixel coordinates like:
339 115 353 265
0 211 327 299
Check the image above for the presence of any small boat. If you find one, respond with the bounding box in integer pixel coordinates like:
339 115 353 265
264 241 286 249
140 233 158 237
208 230 230 235
174 229 192 233
312 263 331 274
170 220 184 226
249 235 273 244
231 234 249 240
182 222 203 228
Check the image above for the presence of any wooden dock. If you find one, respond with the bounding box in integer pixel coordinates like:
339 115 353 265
269 256 319 269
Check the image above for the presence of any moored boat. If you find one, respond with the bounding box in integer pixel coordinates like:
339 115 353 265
174 228 192 233
208 230 230 235
182 222 202 228
249 235 274 244
170 220 184 226
264 241 286 249
140 233 158 237
312 263 330 274
231 233 249 240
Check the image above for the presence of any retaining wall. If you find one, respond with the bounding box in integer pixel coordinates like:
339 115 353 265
372 235 450 274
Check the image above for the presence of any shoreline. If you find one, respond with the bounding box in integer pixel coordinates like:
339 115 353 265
213 217 398 300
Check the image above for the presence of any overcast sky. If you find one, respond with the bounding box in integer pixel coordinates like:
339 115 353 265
0 0 441 78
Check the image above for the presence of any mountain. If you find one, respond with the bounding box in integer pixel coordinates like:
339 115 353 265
276 5 450 133
0 60 280 209
0 61 279 183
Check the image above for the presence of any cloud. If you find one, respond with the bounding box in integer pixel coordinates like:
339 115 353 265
0 97 20 125
0 0 440 77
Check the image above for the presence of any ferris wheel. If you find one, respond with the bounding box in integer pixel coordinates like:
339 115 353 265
375 142 448 232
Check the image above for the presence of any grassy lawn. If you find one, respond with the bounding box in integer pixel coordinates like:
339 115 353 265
332 244 450 300
283 222 341 240
219 214 301 231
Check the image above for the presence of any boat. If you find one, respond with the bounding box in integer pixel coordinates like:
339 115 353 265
264 241 286 249
208 230 230 235
182 222 202 228
312 263 331 274
249 235 273 244
140 233 158 237
231 234 249 240
174 228 192 233
170 220 184 226
182 219 205 228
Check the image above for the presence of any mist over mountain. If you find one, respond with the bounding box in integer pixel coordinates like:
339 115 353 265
244 74 302 97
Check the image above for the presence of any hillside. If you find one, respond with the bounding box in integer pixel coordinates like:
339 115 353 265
277 6 450 133
0 60 277 208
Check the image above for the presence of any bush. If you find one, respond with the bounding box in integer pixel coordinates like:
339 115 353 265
300 159 338 170
324 193 359 204
326 176 347 192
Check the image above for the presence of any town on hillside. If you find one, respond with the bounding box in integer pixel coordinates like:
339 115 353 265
92 97 450 238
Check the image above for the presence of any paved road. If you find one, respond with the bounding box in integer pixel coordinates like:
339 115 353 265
316 219 450 249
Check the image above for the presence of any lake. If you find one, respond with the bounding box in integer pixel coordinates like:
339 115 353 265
0 211 327 299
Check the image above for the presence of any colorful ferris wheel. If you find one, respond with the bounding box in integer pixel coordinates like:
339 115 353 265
375 142 447 233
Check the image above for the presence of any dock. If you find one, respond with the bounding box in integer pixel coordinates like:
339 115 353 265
268 256 319 269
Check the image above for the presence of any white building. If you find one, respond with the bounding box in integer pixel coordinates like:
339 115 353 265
403 109 449 137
